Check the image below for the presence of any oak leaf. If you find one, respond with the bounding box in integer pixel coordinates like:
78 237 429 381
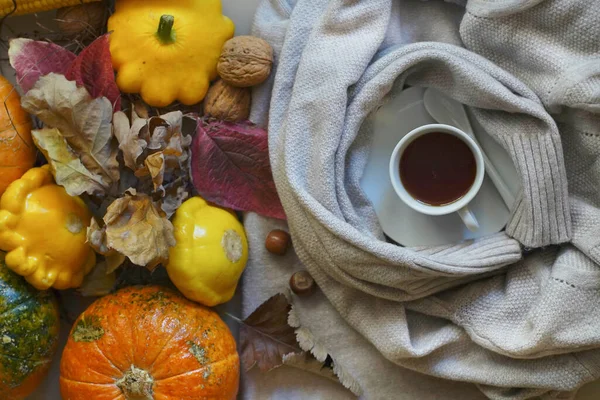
103 194 175 269
113 110 147 171
22 74 119 196
32 127 106 195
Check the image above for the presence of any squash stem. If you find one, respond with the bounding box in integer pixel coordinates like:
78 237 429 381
157 14 176 44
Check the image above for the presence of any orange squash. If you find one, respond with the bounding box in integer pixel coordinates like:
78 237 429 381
60 286 240 400
0 76 36 197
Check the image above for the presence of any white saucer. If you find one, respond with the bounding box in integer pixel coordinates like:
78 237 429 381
360 87 520 247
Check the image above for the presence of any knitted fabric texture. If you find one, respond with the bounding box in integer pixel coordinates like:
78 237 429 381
243 0 600 398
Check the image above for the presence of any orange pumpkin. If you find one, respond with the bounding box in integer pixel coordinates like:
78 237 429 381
0 76 36 197
60 286 240 400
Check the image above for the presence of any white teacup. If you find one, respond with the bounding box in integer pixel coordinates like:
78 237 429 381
389 124 485 231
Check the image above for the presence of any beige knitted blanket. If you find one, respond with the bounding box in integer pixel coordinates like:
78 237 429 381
244 0 600 398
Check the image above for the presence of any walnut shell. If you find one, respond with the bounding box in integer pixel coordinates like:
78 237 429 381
217 36 274 88
203 80 251 122
56 2 107 39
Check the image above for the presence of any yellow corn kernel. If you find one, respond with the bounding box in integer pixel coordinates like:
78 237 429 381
0 0 100 17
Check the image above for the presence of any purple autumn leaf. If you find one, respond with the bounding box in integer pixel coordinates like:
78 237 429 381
66 34 121 111
8 38 76 92
9 35 121 111
191 119 286 220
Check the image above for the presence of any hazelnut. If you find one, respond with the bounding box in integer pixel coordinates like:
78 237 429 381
217 36 274 88
289 271 315 296
265 229 291 256
203 80 251 122
56 2 107 39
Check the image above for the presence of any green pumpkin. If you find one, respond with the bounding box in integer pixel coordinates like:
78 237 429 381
0 253 60 400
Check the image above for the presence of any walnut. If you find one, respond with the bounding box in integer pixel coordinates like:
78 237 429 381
56 2 107 39
203 80 251 122
217 36 274 88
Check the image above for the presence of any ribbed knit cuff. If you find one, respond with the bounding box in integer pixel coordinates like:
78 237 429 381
500 133 572 248
415 232 523 274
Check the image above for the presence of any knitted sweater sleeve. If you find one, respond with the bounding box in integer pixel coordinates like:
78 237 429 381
461 0 600 259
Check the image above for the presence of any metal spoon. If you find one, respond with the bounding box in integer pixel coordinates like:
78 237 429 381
423 88 515 210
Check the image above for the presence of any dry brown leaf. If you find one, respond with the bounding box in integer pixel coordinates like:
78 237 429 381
21 73 119 195
282 353 341 386
165 131 193 169
105 253 127 274
161 180 190 218
147 118 170 150
114 109 190 196
116 109 192 218
78 261 116 297
164 132 186 157
239 294 301 372
134 166 150 178
113 111 147 171
236 295 344 388
144 152 165 191
87 218 126 274
32 128 107 196
147 112 183 151
87 217 110 255
103 194 175 269
133 100 150 119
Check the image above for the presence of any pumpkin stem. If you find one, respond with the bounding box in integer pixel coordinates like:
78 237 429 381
156 14 176 44
116 366 154 400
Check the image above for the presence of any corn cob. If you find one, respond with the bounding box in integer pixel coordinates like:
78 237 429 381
1 0 101 17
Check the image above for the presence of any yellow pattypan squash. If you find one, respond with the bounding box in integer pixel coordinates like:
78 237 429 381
167 196 248 306
0 166 96 290
108 0 235 107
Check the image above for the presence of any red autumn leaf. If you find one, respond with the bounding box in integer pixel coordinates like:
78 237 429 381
8 36 121 111
191 119 286 220
66 34 121 111
8 38 76 92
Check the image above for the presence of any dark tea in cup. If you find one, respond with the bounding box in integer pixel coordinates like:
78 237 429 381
389 124 484 231
399 132 476 206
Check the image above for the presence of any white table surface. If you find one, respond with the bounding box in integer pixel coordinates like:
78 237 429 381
2 1 599 399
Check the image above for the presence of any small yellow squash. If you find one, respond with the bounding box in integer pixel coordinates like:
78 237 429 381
167 196 248 306
0 166 96 290
108 0 235 107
